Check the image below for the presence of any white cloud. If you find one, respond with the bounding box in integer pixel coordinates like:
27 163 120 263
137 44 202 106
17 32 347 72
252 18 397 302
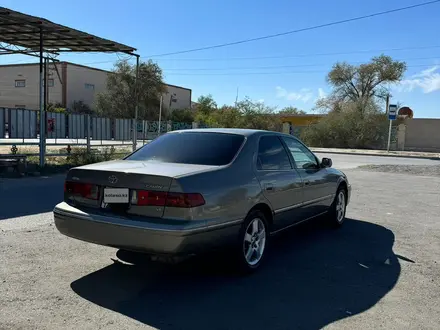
397 65 440 94
414 66 439 77
318 88 327 99
275 86 313 103
257 99 265 103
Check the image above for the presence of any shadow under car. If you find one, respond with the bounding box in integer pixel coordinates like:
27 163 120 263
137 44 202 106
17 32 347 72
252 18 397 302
71 217 400 330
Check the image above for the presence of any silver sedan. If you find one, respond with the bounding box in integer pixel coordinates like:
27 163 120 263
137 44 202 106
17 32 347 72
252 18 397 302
54 128 351 272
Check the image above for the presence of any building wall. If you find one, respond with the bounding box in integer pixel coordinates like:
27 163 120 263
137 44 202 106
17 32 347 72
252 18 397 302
65 63 108 109
0 62 192 114
404 118 440 152
65 64 191 113
0 63 63 110
162 84 192 113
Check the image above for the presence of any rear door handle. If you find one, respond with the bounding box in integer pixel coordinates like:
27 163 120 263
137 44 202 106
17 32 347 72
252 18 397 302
265 183 274 191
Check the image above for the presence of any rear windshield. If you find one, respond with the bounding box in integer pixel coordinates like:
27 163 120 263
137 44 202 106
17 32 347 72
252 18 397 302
126 132 245 166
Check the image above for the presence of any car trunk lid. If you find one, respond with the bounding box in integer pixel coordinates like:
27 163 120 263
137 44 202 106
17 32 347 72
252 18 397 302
64 160 215 218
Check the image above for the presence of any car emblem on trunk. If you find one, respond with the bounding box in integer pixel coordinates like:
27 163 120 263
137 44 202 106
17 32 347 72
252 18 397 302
145 184 164 189
108 175 118 184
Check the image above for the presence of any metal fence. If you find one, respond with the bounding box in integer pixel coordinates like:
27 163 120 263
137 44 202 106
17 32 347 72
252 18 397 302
68 114 86 140
4 108 38 139
0 108 197 149
92 117 111 141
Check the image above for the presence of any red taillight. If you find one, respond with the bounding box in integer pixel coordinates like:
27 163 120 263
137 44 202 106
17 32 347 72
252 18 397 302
166 192 205 208
137 190 168 206
133 190 205 208
64 181 99 200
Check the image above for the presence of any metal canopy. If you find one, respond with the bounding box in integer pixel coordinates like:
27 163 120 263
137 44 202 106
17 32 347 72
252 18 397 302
0 7 137 54
0 7 140 166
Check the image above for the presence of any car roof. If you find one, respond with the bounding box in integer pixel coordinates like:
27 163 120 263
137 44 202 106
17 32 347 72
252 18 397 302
167 127 288 137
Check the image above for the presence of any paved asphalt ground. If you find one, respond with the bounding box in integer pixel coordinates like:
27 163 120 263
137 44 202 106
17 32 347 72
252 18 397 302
1 154 440 329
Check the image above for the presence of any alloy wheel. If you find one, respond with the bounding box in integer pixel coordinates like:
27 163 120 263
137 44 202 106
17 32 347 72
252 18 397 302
336 191 346 223
243 218 266 266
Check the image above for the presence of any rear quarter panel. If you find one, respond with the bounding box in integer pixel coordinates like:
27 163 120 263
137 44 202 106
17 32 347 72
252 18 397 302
324 167 348 195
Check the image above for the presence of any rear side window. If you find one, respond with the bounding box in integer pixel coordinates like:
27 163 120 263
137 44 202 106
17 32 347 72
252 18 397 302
257 136 292 170
126 132 245 166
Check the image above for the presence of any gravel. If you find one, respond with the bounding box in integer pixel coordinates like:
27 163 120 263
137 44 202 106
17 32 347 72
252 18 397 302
1 169 440 329
356 164 440 176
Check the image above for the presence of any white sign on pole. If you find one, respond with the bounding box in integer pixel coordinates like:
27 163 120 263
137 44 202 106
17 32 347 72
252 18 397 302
388 104 397 120
387 104 398 152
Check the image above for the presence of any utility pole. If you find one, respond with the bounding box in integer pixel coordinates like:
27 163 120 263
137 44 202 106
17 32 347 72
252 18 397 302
385 94 391 152
44 59 49 106
132 55 140 152
158 95 163 138
235 87 239 107
38 27 45 168
44 58 50 145
385 94 397 153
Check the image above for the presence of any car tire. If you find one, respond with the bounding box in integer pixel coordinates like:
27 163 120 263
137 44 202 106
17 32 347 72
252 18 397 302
233 210 269 274
328 186 347 228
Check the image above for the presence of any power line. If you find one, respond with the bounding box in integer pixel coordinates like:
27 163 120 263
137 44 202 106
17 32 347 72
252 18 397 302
154 46 440 61
163 64 437 76
145 0 440 58
161 56 440 71
55 57 438 79
78 45 440 66
59 60 439 77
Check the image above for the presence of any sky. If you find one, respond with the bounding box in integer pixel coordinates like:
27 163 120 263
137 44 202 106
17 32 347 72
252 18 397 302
1 0 439 117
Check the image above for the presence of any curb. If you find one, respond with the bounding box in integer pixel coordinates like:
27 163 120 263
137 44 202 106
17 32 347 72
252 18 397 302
311 150 440 161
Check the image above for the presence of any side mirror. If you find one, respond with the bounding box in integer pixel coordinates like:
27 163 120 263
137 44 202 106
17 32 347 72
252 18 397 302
321 157 332 168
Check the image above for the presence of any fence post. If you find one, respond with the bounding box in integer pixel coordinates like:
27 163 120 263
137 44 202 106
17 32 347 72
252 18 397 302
132 118 137 151
0 108 4 138
142 120 147 144
86 114 91 153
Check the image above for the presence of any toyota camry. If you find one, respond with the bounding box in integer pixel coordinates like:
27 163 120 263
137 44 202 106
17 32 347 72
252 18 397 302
54 128 351 272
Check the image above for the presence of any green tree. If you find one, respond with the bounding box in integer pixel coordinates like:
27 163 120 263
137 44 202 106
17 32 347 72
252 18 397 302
278 106 306 115
301 55 407 149
212 105 243 128
301 101 388 149
47 102 66 113
326 54 406 113
70 100 93 114
194 94 218 124
169 108 195 123
196 94 217 114
95 59 166 120
193 96 282 131
236 97 282 131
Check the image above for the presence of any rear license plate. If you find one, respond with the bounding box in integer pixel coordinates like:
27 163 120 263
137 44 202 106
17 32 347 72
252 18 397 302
104 188 129 203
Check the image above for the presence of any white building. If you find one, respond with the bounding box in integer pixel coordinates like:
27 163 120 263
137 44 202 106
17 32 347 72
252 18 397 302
0 61 192 113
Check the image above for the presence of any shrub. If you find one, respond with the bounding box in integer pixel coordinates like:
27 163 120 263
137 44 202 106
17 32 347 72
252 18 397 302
67 146 120 166
301 105 389 149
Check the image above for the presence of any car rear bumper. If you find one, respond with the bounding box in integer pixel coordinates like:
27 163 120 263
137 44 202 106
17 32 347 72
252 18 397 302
53 202 241 255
